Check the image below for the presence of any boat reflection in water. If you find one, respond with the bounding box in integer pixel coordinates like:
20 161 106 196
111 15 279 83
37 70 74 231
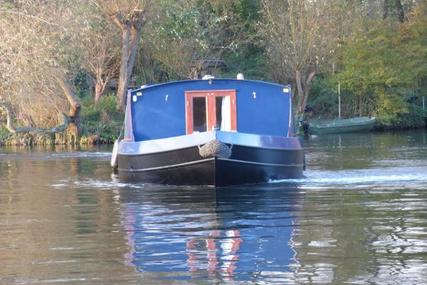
118 184 300 282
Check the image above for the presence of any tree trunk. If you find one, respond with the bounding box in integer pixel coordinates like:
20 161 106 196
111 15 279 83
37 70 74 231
295 70 305 120
94 77 108 105
295 70 316 121
116 26 132 111
79 2 149 111
54 74 81 144
115 14 146 111
127 27 141 81
95 82 103 105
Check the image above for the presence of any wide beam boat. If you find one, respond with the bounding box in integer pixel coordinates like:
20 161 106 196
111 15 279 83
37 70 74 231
112 77 304 186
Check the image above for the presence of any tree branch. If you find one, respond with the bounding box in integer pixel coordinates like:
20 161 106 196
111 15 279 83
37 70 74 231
0 101 69 134
52 73 81 118
306 71 316 86
295 70 304 97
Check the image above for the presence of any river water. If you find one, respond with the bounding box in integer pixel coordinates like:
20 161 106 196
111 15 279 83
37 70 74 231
1 130 426 284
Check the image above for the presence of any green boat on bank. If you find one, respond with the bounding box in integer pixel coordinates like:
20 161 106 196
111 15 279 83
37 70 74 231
308 116 376 135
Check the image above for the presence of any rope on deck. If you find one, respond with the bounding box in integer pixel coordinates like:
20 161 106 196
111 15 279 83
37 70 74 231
198 139 232 159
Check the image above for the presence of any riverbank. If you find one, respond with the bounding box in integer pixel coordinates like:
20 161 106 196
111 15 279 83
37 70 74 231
2 120 427 147
1 92 426 146
0 95 123 147
0 120 121 147
0 131 115 147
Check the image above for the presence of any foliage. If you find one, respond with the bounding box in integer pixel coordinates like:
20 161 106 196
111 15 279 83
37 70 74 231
307 78 339 119
80 94 124 143
136 0 263 82
259 0 358 118
0 126 10 142
335 2 427 123
219 0 268 79
377 105 427 129
0 0 79 127
75 5 121 104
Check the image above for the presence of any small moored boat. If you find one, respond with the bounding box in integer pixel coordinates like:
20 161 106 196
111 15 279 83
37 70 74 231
112 76 304 186
308 116 376 135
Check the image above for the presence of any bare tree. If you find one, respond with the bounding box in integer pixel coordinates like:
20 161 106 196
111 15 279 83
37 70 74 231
0 1 81 142
260 0 354 120
93 0 149 111
77 10 121 104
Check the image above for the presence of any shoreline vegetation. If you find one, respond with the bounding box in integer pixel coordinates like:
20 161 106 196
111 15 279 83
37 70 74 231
1 97 426 147
0 94 123 146
1 1 426 146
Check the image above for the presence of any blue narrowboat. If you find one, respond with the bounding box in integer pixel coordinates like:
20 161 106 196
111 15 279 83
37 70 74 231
111 76 304 186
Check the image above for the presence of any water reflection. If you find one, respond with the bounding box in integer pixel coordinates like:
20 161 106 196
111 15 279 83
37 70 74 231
118 185 300 282
1 130 427 284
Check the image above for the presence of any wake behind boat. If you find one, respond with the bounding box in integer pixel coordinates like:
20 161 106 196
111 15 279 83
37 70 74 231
111 76 304 186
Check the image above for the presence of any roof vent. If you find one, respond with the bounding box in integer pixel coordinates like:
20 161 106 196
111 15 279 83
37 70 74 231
236 73 244 80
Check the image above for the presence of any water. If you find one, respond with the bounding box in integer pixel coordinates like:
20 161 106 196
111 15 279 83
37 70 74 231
1 130 427 284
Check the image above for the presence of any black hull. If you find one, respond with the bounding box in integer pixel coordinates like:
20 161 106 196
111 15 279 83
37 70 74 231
118 145 304 187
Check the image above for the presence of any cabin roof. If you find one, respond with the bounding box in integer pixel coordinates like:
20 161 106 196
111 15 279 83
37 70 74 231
131 79 289 93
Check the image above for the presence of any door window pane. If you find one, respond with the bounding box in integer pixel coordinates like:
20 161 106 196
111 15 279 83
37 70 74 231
215 96 223 129
193 97 207 132
219 96 231 131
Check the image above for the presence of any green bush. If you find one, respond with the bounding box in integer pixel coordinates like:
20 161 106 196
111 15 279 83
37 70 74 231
377 104 427 129
307 78 339 119
0 125 10 142
80 94 124 143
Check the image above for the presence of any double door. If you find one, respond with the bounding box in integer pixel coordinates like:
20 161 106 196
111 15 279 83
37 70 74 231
185 90 237 134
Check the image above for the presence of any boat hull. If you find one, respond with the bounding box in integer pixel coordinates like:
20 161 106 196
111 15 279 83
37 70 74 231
117 132 304 187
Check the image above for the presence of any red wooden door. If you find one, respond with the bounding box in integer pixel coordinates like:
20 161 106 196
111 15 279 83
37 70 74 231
185 90 236 134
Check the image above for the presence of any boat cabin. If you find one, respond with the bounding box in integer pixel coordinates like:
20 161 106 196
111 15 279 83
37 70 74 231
125 78 294 141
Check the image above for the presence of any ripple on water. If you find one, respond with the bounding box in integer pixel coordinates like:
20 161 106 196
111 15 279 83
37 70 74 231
48 152 112 159
51 178 144 190
271 166 427 190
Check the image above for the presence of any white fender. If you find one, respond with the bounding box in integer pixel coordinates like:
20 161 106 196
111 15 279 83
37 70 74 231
111 140 119 168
